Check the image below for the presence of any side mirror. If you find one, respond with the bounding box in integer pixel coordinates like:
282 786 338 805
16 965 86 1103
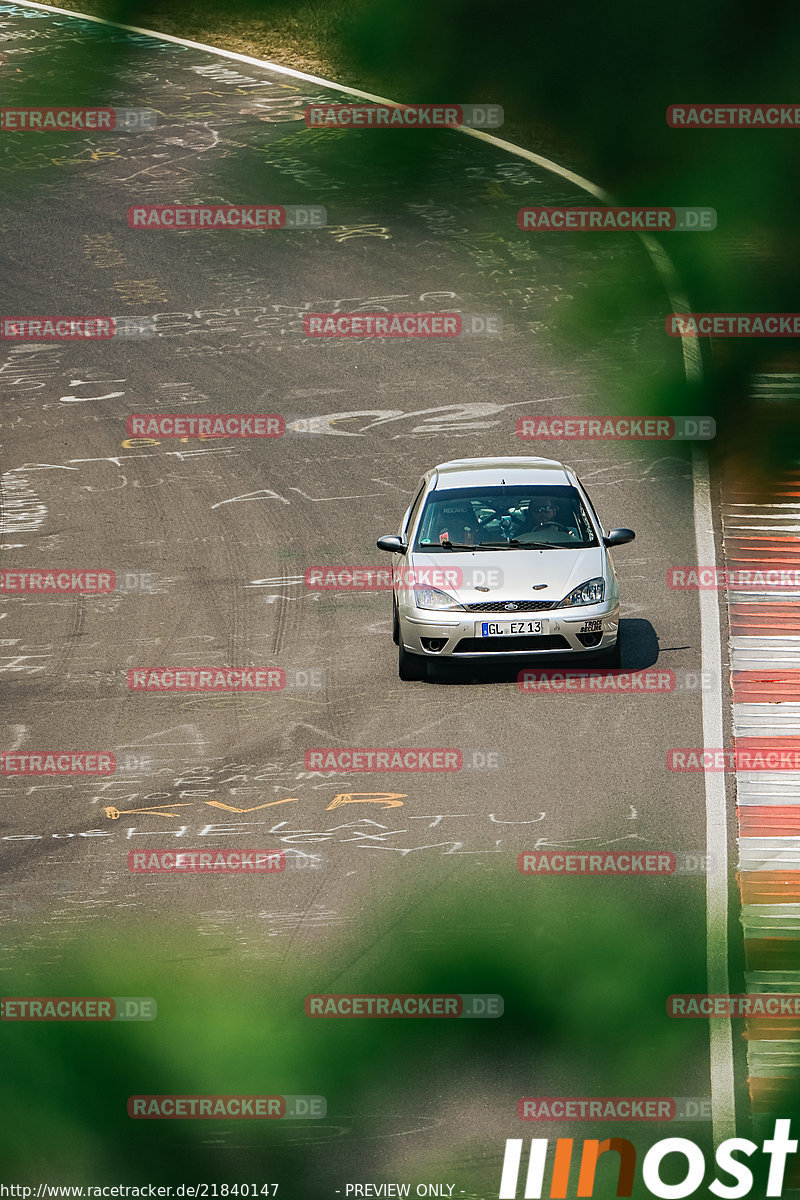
377 535 408 554
603 528 636 547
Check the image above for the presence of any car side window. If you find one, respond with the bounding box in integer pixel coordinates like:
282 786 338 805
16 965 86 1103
403 480 427 537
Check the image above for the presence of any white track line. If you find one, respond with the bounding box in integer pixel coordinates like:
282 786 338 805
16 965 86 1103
692 441 735 1140
10 0 735 1141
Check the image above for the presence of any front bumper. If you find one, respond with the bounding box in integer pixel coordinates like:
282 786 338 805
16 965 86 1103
398 601 619 658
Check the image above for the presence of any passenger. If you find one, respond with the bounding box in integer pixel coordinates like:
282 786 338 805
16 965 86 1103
433 501 481 546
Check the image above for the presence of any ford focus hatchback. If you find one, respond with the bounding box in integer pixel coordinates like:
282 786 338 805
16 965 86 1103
377 457 635 680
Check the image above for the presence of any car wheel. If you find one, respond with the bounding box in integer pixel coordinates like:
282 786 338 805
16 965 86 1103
594 637 621 667
392 598 400 645
425 656 452 683
398 642 427 681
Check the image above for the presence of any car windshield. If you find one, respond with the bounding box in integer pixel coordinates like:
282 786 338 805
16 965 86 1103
414 484 599 551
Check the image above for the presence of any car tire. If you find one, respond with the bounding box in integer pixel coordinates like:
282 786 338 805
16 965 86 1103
594 636 622 667
425 656 452 683
398 642 427 681
392 599 400 646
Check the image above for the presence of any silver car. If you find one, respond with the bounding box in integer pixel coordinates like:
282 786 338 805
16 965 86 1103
377 457 635 680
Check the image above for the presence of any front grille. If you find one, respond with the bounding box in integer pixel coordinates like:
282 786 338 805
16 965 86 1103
463 600 555 613
453 635 570 654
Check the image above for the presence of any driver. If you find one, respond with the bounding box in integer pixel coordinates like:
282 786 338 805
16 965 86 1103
515 497 576 543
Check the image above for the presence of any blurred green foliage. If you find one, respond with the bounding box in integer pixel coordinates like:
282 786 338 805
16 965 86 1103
1 867 737 1194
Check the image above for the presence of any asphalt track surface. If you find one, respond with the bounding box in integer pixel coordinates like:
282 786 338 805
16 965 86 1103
0 5 740 1196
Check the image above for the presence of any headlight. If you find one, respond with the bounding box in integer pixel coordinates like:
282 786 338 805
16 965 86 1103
413 586 465 611
558 577 605 607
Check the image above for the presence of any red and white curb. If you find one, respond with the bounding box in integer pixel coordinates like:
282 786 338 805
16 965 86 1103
726 373 800 1116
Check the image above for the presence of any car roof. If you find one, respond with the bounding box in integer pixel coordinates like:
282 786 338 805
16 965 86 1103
430 457 573 489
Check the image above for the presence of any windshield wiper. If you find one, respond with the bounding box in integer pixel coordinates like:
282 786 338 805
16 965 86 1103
477 540 565 550
417 541 476 551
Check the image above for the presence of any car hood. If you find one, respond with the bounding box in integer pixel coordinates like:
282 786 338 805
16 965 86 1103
406 546 607 604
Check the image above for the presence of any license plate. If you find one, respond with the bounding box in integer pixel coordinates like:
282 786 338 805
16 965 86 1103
479 620 544 637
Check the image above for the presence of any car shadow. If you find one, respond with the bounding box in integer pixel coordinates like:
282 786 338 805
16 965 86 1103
422 619 661 685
